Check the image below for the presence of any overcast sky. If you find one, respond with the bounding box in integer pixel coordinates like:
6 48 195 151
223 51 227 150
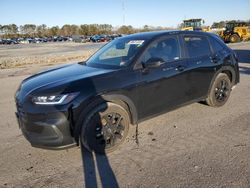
1 0 250 27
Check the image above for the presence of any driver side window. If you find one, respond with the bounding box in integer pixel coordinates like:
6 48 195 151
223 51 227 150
142 36 181 63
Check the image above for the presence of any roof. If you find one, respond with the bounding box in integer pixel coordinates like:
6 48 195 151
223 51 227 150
121 30 179 40
121 30 212 41
183 19 202 22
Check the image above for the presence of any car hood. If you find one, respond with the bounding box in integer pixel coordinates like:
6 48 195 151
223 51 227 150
19 63 115 96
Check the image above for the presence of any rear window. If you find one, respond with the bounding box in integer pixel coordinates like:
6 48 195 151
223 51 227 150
209 36 224 52
184 35 211 58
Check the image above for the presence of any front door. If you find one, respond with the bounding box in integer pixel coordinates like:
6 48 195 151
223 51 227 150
135 35 192 120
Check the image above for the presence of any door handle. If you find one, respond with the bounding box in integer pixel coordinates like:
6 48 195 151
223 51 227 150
162 67 174 71
175 65 185 72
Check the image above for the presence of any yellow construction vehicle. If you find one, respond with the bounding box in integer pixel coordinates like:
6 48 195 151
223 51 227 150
181 19 211 32
218 21 250 43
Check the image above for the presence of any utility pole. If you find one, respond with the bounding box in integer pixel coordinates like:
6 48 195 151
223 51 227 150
122 0 125 25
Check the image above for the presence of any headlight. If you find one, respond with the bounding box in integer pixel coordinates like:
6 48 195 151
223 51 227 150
32 92 79 105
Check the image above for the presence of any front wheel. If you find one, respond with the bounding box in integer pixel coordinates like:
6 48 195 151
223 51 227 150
230 34 241 43
206 73 232 107
81 102 130 154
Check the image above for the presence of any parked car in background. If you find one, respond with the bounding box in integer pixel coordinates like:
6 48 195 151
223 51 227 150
72 35 88 43
46 37 53 42
15 31 239 154
100 35 112 42
90 35 102 42
26 38 36 43
1 39 19 45
85 36 91 42
90 35 111 42
0 34 122 45
65 36 73 41
18 38 29 44
34 38 43 43
109 34 120 40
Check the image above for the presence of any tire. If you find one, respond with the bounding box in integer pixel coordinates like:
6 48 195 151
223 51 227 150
230 34 241 43
206 73 232 107
81 102 130 154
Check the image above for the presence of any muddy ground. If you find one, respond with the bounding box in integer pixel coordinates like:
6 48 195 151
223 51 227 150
0 41 249 188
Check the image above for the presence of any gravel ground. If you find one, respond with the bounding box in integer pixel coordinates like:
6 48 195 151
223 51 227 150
0 42 249 188
0 42 103 69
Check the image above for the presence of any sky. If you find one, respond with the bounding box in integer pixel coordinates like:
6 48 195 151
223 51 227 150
0 0 250 28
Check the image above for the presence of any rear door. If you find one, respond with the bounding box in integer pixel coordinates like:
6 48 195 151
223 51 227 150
181 34 216 100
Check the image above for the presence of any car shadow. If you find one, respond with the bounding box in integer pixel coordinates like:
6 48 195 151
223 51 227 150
239 66 250 75
234 49 250 64
81 146 119 188
77 97 119 188
233 49 250 75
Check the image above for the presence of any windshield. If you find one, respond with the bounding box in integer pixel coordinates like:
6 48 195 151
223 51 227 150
86 37 146 68
226 23 234 30
184 21 202 28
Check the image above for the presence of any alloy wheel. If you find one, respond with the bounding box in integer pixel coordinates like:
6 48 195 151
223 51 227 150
214 79 230 102
95 112 125 149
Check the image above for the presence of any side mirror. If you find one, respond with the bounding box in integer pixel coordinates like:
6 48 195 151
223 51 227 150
144 57 165 68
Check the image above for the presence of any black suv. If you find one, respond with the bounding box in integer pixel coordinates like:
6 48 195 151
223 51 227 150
15 31 239 153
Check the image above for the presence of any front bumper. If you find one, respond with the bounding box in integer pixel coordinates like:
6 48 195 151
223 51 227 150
15 110 76 150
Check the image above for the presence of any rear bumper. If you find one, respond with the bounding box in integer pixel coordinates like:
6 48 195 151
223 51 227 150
16 111 76 150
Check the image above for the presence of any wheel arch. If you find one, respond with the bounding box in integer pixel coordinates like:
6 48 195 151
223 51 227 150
221 69 233 84
101 94 138 125
72 93 138 145
208 66 236 95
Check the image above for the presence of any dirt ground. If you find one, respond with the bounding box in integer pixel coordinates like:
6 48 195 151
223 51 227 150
0 42 250 188
0 42 103 69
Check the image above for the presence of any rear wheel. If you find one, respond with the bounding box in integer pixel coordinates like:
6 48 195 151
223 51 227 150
230 34 241 43
206 73 232 107
81 102 130 154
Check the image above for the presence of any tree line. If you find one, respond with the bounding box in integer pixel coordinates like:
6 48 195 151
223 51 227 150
211 20 250 28
0 24 113 38
2 20 248 38
0 24 173 38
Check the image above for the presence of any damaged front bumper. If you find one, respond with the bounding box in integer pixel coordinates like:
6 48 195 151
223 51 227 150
15 110 76 150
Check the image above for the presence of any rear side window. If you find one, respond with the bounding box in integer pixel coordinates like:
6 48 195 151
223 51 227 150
209 36 224 52
184 35 211 58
